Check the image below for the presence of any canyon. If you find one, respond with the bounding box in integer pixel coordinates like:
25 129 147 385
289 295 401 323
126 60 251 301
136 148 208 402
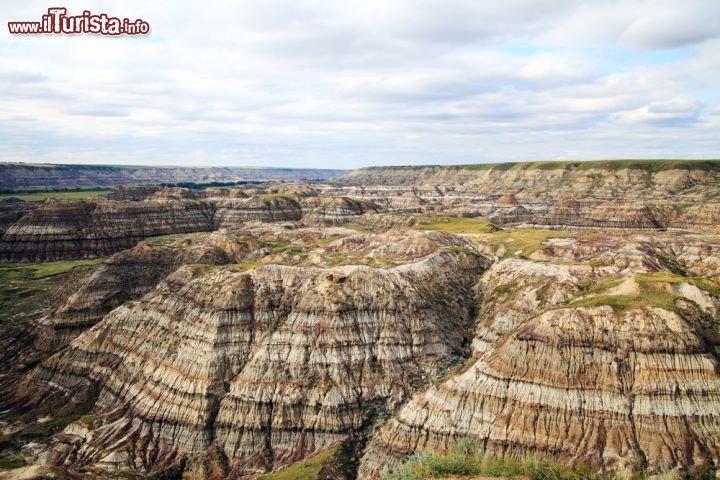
0 164 347 192
1 160 720 480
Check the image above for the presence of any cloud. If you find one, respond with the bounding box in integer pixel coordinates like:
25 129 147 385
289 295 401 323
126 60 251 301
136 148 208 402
0 0 718 168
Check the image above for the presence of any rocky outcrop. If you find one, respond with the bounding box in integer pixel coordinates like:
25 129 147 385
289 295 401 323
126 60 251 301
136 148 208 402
3 232 488 476
332 161 720 231
4 160 720 263
0 199 37 235
214 195 302 227
358 235 720 479
3 160 720 480
35 231 255 351
0 198 214 262
0 164 347 191
301 197 382 226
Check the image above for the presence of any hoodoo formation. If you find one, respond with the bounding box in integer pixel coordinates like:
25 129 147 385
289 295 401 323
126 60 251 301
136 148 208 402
1 160 720 479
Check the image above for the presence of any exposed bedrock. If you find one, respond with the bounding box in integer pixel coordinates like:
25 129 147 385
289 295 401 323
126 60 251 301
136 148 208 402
0 198 37 235
331 164 720 231
5 241 488 475
0 198 215 262
214 195 302 227
34 230 256 351
300 196 381 225
359 306 720 478
5 162 720 263
358 239 720 479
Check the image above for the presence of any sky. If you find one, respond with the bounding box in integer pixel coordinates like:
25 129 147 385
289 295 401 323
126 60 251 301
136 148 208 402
1 0 719 169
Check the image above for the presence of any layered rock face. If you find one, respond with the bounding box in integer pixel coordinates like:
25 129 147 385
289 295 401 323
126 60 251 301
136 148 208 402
332 162 720 231
300 197 381 225
4 161 720 263
361 306 720 477
0 199 37 235
214 195 302 226
0 198 215 262
3 161 720 480
35 231 255 351
359 234 720 478
5 231 488 476
0 163 346 191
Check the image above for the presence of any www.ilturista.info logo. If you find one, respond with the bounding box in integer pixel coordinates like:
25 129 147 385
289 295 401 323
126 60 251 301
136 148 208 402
8 8 150 35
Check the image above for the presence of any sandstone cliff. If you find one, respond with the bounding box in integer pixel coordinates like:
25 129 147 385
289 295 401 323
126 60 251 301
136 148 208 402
332 161 720 231
358 233 720 479
2 161 720 480
0 164 346 191
2 231 489 478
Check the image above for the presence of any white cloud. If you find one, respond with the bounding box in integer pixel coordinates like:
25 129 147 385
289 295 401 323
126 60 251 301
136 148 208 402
0 0 718 168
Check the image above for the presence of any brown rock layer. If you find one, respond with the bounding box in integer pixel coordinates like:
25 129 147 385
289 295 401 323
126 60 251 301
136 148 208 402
5 234 488 476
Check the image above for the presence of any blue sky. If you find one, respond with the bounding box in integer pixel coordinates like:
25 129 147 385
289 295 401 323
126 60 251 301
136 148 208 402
1 0 719 168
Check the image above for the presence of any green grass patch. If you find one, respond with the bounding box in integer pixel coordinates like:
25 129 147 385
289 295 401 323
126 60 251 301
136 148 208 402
415 217 494 234
0 260 102 329
567 272 720 313
0 259 101 280
13 386 96 440
145 233 192 246
0 454 26 470
264 239 307 256
567 290 677 313
257 446 338 480
227 260 264 271
0 188 110 201
488 228 573 258
261 193 299 202
383 440 605 480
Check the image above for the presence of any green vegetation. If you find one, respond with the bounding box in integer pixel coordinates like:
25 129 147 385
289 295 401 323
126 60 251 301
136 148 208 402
19 353 52 371
0 454 26 470
567 288 677 313
488 228 573 258
145 233 192 246
415 216 495 234
0 260 102 329
0 188 110 201
414 216 575 258
264 238 308 257
566 272 720 313
261 193 299 202
227 260 264 271
257 446 338 480
7 385 97 447
16 401 91 437
383 440 605 480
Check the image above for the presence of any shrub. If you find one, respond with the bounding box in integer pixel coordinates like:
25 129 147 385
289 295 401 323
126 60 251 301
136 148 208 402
382 440 607 480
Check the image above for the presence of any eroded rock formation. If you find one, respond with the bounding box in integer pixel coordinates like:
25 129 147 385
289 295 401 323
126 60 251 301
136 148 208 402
2 160 720 480
3 231 488 477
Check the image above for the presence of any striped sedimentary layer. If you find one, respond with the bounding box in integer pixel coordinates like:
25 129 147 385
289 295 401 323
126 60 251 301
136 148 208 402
12 239 488 474
359 306 720 478
300 197 381 225
359 235 720 479
0 198 215 262
214 195 302 227
331 163 720 231
35 231 254 351
5 161 720 263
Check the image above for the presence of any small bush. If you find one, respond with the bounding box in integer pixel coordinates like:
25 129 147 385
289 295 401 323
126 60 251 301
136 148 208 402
383 440 606 480
0 455 26 470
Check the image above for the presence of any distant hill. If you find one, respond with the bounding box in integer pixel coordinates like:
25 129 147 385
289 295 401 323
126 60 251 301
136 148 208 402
0 163 348 192
337 159 720 185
